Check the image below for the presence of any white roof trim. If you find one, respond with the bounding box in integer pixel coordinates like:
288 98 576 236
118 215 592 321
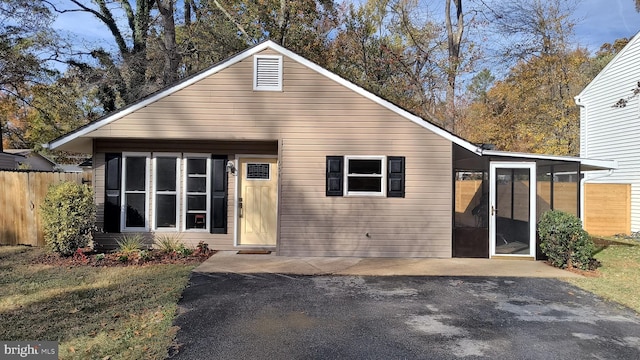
576 30 640 102
47 40 482 153
46 40 616 172
482 150 617 170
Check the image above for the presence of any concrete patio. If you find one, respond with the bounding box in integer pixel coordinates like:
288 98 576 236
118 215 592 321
194 251 581 278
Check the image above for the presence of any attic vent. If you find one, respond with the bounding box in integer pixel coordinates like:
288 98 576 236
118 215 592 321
254 55 283 91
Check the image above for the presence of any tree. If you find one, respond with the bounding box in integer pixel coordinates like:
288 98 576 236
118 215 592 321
459 48 591 155
0 0 58 150
445 0 463 132
44 0 178 109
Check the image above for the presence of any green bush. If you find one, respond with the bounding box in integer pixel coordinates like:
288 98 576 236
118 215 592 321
538 210 598 270
41 181 96 256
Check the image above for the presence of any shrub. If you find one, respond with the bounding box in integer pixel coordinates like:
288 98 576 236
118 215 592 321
195 241 210 256
176 244 193 257
154 233 182 253
538 210 599 270
41 181 96 256
117 234 145 255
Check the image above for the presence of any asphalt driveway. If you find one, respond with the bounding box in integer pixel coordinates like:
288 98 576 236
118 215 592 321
170 273 640 359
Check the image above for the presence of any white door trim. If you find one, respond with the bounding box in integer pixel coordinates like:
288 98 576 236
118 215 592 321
233 154 279 248
489 162 537 259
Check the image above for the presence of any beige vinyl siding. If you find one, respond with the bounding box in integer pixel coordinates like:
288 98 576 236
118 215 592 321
86 49 452 257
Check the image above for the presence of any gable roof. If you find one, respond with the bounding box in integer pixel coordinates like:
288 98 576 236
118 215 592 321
46 40 481 154
45 41 616 171
576 30 640 101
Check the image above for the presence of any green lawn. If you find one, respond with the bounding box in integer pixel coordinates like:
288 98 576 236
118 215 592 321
0 246 196 359
566 237 640 313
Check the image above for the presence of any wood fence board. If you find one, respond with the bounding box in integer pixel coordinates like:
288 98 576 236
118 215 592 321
584 183 631 236
0 171 83 246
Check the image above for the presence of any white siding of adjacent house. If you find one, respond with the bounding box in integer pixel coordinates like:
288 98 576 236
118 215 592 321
578 32 640 231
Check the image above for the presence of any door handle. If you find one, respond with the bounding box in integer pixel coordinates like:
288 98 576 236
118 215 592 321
239 197 243 218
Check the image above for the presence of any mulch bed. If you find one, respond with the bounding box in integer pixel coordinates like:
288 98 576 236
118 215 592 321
33 248 217 267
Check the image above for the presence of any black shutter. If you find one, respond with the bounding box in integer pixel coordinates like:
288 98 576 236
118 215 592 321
104 153 122 232
211 156 228 233
326 156 344 196
387 156 405 198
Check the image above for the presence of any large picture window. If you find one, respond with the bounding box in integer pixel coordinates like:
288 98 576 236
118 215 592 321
184 155 211 231
345 156 386 196
108 152 226 234
153 154 180 230
121 153 150 231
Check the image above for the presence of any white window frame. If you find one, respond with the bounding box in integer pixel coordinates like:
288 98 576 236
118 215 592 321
253 55 283 91
121 152 150 232
183 153 211 232
344 155 386 197
152 153 181 231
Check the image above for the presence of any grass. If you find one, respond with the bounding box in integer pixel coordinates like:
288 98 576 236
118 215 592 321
0 246 196 359
566 237 640 313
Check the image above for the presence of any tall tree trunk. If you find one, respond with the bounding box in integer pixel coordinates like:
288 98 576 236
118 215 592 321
445 0 463 133
156 0 180 85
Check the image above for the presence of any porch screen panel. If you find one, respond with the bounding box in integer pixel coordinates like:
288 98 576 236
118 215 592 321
552 164 579 216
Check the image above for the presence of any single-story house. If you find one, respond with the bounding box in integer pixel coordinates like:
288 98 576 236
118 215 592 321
46 41 616 259
575 31 640 233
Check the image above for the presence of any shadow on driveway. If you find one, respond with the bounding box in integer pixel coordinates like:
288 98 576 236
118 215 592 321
169 273 640 359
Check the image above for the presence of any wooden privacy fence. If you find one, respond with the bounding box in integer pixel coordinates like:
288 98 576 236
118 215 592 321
455 181 631 236
583 183 631 236
0 171 84 246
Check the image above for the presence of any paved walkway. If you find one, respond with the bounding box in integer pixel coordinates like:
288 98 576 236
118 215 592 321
194 251 581 278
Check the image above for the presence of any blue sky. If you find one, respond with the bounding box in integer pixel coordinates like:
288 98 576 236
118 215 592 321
574 0 640 50
52 0 640 56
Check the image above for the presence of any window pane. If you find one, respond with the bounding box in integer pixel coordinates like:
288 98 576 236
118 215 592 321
247 163 270 179
125 157 146 191
156 158 177 191
125 193 146 227
156 195 176 228
186 213 206 229
187 177 207 192
187 195 206 211
349 159 382 174
187 158 207 175
348 177 382 192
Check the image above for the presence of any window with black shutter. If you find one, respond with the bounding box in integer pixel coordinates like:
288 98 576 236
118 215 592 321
326 155 406 198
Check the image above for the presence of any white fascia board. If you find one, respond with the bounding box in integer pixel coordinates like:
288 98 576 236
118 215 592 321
481 150 617 170
47 42 275 150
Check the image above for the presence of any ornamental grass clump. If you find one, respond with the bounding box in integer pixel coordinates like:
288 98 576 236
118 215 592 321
538 210 599 270
41 181 96 256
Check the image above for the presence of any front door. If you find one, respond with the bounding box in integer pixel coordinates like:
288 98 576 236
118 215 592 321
489 162 536 258
237 157 278 246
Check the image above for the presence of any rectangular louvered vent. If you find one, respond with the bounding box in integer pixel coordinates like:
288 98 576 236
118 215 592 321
254 55 282 91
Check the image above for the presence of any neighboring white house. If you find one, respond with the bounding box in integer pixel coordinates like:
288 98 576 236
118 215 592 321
575 31 640 233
